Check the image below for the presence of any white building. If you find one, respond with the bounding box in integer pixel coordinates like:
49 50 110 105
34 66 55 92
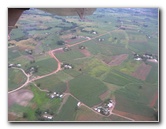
77 102 81 107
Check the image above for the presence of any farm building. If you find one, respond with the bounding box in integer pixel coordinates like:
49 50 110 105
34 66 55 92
42 112 53 120
48 91 64 99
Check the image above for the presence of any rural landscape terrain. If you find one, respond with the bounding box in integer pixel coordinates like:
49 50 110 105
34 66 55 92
8 8 159 122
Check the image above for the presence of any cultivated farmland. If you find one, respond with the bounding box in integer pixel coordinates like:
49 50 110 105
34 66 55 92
8 8 159 122
8 69 27 91
69 74 107 107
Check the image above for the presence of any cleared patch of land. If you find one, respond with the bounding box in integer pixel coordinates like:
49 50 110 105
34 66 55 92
8 89 34 107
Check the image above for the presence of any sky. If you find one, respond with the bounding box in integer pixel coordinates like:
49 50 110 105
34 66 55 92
1 0 164 128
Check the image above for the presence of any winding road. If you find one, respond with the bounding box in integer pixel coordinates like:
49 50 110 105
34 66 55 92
8 28 135 121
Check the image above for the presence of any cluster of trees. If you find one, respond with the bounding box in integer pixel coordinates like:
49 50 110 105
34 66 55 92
35 108 54 121
57 40 65 45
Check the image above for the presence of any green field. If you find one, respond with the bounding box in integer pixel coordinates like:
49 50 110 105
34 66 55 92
69 74 107 107
8 8 159 121
8 47 21 61
55 48 85 62
83 40 130 56
25 57 58 76
114 82 157 117
103 70 141 86
55 96 78 121
146 62 158 84
114 59 142 75
83 57 110 77
9 29 26 40
8 69 27 91
9 85 61 121
34 74 66 92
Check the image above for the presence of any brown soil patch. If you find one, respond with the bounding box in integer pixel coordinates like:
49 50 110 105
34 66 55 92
131 62 152 80
80 49 91 57
107 54 128 66
8 89 34 107
113 109 155 121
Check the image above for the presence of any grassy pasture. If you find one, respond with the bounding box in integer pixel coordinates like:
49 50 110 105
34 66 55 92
115 59 142 75
69 74 107 107
8 69 27 91
83 40 113 56
103 70 141 86
114 88 155 117
8 47 21 60
108 30 129 48
34 74 66 92
26 57 58 76
83 40 130 56
146 62 158 84
9 29 25 40
83 58 110 77
9 85 61 121
55 96 78 121
42 34 62 51
55 48 85 62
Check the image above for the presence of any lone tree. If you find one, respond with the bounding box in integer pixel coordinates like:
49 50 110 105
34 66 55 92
37 83 41 87
23 112 28 118
35 108 42 116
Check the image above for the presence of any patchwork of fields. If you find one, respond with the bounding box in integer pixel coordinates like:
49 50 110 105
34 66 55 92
8 8 159 122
